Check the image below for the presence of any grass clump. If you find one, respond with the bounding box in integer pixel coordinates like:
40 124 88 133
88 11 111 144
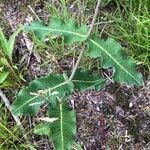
0 103 32 150
103 0 150 73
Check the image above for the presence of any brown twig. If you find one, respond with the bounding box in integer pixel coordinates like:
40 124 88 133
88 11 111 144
28 5 41 22
69 0 101 81
0 90 23 128
0 90 33 149
68 45 85 81
87 0 101 37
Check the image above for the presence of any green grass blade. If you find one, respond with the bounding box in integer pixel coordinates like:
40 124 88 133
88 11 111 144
8 26 22 60
0 71 9 83
0 29 9 57
0 27 22 60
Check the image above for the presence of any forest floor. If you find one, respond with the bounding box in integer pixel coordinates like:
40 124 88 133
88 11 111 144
0 0 150 150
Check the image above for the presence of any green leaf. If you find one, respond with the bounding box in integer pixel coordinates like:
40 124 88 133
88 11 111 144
34 122 50 136
0 27 22 60
72 142 83 150
0 29 9 56
33 100 76 150
71 69 105 91
0 71 9 83
86 36 143 86
12 74 73 116
25 18 88 44
8 26 22 60
0 58 9 67
25 18 142 86
48 100 76 150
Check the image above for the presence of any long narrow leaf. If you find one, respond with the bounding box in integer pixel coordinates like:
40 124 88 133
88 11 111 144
48 100 76 150
0 27 22 60
87 36 143 86
8 26 22 60
0 71 9 83
0 29 9 57
34 122 50 136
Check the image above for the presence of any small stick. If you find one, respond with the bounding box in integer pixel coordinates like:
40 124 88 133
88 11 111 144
0 90 23 128
69 45 85 81
69 0 101 80
28 5 41 22
87 0 101 37
0 90 33 149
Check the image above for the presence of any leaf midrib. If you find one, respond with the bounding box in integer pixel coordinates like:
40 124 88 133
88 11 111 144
72 79 103 83
26 26 87 38
75 79 105 91
13 81 68 114
27 26 140 84
59 102 64 150
90 39 141 85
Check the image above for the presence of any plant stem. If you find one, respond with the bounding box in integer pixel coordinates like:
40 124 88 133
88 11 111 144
68 45 85 81
28 5 41 22
87 0 101 37
69 0 101 81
